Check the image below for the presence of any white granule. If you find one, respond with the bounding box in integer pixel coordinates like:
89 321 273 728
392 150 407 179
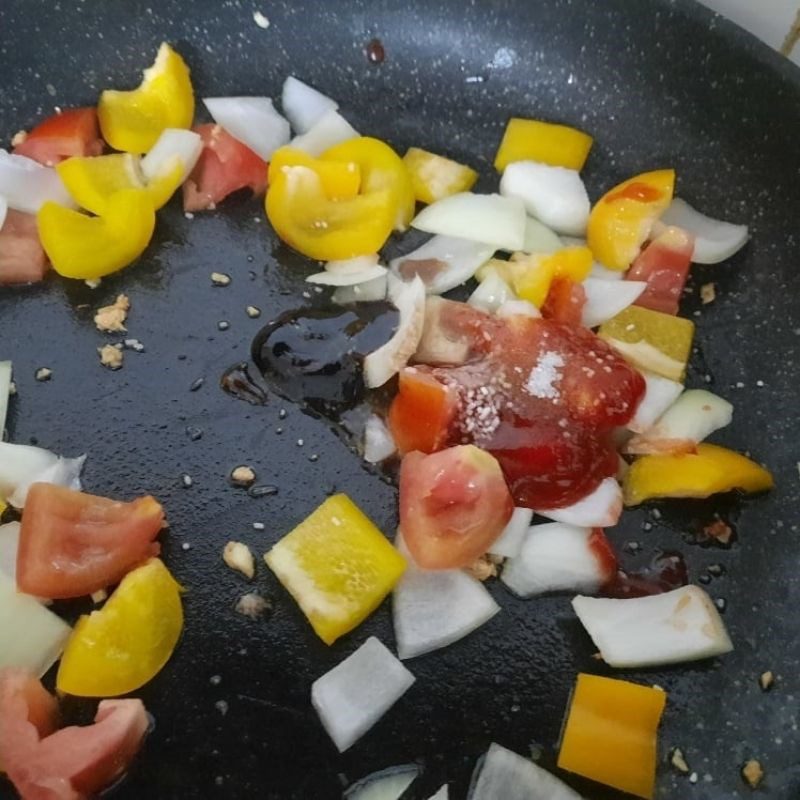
525 351 565 399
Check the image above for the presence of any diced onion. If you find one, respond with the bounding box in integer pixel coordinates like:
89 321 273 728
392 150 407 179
627 389 733 455
626 371 684 434
141 128 203 184
499 161 590 237
411 193 526 252
290 109 359 156
488 507 532 558
0 442 85 509
520 216 562 254
0 571 70 678
659 197 748 264
363 276 426 388
345 765 420 800
393 558 500 659
311 636 415 752
572 585 733 668
306 264 387 286
389 234 495 295
604 337 684 382
203 97 290 160
589 262 624 281
332 274 388 304
326 254 380 275
496 299 540 319
501 522 611 598
534 477 622 528
581 278 646 328
0 521 20 583
282 76 339 134
427 787 449 800
363 415 396 463
0 150 73 213
468 269 514 313
469 743 583 800
0 195 7 230
0 360 11 434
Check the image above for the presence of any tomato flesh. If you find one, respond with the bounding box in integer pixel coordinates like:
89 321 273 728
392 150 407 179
183 124 268 212
628 226 694 315
13 107 103 166
17 483 164 599
541 277 587 326
389 368 457 454
0 210 48 285
399 445 514 569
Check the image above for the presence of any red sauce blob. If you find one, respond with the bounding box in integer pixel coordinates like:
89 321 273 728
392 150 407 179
604 551 688 598
366 38 385 64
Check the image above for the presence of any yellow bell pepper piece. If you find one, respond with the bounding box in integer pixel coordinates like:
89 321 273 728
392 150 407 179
269 146 361 200
0 498 6 517
57 558 183 697
264 493 406 645
403 147 478 204
266 137 412 261
598 305 694 381
37 188 156 280
507 246 593 307
558 674 666 799
494 117 593 172
587 169 675 270
56 154 184 215
98 43 194 154
623 443 774 506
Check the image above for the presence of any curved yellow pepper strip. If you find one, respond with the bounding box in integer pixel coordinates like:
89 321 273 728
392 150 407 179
623 443 774 506
269 147 361 200
38 188 155 280
57 558 183 697
403 146 478 204
587 169 675 270
98 43 194 154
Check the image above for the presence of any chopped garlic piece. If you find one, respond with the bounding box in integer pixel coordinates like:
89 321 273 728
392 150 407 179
223 541 255 579
98 344 123 370
94 294 130 332
235 592 270 618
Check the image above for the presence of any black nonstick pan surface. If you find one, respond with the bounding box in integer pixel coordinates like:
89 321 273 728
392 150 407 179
1 0 799 797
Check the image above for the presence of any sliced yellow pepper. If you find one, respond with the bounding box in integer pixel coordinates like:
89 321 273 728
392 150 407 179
57 558 183 697
266 137 412 261
587 169 675 270
264 493 406 645
403 146 478 204
598 305 694 381
490 246 592 307
269 146 361 200
623 443 774 506
494 117 593 172
98 43 194 154
558 674 666 799
38 188 156 280
56 154 183 214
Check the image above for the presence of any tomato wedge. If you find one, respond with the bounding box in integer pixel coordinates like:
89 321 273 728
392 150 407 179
13 107 103 166
0 210 48 285
0 667 149 799
399 445 513 569
183 123 268 212
16 483 164 599
541 277 587 326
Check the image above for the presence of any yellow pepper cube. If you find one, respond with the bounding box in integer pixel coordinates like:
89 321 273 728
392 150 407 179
509 246 593 307
494 117 593 172
598 305 694 382
558 673 666 799
403 147 478 204
264 494 407 645
623 443 774 506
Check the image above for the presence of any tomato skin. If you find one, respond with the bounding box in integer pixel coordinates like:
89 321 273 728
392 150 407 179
628 226 694 315
183 123 268 212
16 483 164 599
13 107 103 166
0 210 48 285
388 368 457 454
541 277 586 326
0 668 149 799
399 445 513 569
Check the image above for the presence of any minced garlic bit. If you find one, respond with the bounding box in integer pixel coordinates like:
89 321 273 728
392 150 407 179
759 670 775 691
90 588 108 604
84 278 102 289
211 272 231 286
253 10 270 28
741 759 764 789
230 465 256 486
670 747 690 774
466 554 499 581
35 367 52 382
246 305 261 318
10 129 27 146
94 294 130 332
98 344 123 370
235 592 271 619
223 541 255 579
700 282 716 305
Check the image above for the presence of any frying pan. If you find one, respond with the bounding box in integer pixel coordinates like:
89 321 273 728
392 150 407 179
1 0 799 797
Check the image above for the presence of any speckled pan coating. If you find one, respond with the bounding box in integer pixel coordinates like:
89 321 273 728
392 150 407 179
1 1 799 798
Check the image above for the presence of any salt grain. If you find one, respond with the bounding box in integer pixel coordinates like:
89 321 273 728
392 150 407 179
525 352 564 399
